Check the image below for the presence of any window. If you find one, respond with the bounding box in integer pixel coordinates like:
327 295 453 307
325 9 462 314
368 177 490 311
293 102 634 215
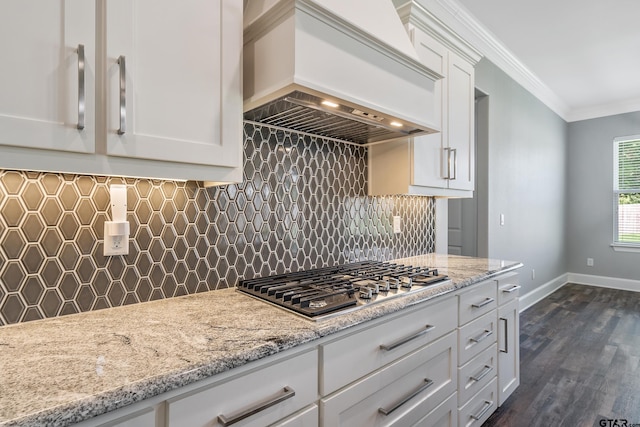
614 135 640 245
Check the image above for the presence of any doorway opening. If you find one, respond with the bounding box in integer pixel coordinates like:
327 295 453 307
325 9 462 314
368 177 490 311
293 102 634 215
448 88 489 257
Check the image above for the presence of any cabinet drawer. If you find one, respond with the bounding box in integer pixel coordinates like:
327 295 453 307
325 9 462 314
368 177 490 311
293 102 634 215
321 332 457 427
458 344 497 405
271 404 318 427
412 392 457 427
497 273 520 306
321 296 457 395
166 349 317 427
458 311 497 366
458 378 498 427
458 280 497 326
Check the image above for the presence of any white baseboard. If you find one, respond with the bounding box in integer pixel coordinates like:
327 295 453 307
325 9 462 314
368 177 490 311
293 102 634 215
519 273 568 312
518 272 640 313
567 273 640 292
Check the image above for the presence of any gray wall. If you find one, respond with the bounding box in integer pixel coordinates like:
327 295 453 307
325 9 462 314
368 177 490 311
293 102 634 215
475 59 569 296
567 112 640 279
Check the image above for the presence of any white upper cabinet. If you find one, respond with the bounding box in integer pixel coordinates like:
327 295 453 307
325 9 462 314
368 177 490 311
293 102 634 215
0 0 95 153
368 1 481 198
105 0 242 169
0 0 242 184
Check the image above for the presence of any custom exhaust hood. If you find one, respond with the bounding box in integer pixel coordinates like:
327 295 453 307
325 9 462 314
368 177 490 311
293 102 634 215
243 0 442 145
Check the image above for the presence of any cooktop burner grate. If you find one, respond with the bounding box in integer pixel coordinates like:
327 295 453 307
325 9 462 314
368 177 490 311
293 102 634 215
236 260 449 320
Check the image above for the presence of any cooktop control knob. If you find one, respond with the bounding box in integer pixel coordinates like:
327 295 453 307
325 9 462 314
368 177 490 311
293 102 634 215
359 287 373 299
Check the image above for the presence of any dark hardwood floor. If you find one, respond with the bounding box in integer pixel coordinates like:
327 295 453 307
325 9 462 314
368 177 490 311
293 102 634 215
484 283 640 427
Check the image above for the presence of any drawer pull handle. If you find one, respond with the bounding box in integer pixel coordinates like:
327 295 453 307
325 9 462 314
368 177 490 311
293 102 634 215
471 297 495 308
379 325 436 351
117 55 126 135
470 329 493 344
378 378 434 416
470 364 493 382
470 400 493 421
217 386 295 426
76 44 85 130
501 285 521 294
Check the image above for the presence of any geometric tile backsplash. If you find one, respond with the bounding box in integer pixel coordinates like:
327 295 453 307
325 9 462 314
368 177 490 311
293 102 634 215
0 123 435 325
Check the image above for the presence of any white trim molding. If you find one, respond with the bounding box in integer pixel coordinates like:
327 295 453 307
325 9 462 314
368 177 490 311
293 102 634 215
519 273 568 313
414 0 640 122
567 273 640 293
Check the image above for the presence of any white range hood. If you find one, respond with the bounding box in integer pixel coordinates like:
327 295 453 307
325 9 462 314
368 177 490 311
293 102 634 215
243 0 442 145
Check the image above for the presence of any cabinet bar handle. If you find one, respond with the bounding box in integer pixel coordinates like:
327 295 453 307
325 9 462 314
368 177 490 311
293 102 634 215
502 285 521 293
76 44 85 130
378 378 434 416
471 297 495 308
470 400 493 421
444 147 452 179
217 386 295 426
379 325 435 351
470 364 493 382
470 329 492 344
450 148 457 180
500 317 508 353
117 55 126 135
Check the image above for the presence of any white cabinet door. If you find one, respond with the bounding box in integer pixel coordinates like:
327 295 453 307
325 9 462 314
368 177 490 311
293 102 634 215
411 30 448 189
105 0 242 168
0 0 95 154
497 298 519 405
447 52 474 191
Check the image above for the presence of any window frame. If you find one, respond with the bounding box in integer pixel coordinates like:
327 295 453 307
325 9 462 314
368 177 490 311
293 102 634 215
612 134 640 252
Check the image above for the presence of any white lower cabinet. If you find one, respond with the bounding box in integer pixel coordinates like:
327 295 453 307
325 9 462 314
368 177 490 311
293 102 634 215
458 378 498 427
321 332 456 426
166 349 317 427
271 405 318 427
498 298 520 405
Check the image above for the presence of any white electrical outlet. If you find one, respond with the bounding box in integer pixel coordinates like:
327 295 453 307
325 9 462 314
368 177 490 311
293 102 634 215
104 184 130 256
500 214 505 226
393 216 401 234
587 258 594 267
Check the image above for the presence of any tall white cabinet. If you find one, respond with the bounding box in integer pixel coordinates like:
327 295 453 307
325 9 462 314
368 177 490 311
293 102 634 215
0 0 242 184
369 0 481 198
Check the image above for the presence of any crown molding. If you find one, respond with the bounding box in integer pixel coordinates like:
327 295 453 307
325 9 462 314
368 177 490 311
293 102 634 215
567 97 640 122
410 0 571 120
395 1 481 65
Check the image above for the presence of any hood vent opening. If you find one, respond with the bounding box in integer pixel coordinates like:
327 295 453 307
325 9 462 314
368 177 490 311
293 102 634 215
244 91 432 145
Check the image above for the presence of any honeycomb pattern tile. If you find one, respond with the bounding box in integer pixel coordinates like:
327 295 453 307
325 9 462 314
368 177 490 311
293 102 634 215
0 123 435 324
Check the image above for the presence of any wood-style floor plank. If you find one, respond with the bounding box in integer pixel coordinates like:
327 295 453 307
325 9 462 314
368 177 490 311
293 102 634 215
483 283 640 427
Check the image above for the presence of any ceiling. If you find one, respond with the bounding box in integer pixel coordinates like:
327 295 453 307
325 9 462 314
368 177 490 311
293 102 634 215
445 0 640 122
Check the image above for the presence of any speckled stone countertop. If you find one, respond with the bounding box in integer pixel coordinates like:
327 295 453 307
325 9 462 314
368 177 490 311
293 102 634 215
0 254 521 427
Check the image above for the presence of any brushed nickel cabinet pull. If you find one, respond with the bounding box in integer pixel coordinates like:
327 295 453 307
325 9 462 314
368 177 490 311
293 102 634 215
470 364 493 382
450 148 457 180
444 147 452 179
218 386 295 426
378 378 434 416
501 285 521 293
379 325 436 351
500 317 508 353
470 329 492 344
117 55 126 135
471 297 495 308
77 44 85 130
470 400 493 421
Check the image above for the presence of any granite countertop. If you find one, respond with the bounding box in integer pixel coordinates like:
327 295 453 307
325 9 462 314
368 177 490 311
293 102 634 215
0 254 522 427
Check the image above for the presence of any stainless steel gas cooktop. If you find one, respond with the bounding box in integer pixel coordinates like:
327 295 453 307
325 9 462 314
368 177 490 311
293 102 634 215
236 261 450 321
